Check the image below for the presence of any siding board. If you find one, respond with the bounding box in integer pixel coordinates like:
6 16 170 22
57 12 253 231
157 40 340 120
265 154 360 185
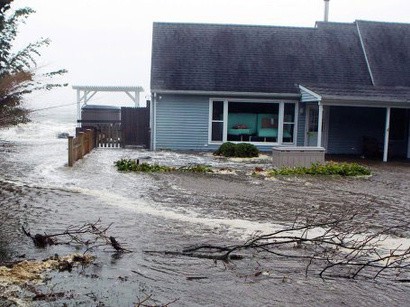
327 106 385 154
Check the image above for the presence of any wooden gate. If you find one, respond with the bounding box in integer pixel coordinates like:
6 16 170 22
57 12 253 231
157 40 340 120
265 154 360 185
121 107 150 148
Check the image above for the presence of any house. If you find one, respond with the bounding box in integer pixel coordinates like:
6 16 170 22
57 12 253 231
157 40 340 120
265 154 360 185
150 20 410 161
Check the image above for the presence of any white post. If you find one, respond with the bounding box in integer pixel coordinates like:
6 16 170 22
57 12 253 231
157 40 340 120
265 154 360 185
383 107 391 162
408 115 410 159
135 91 140 107
317 103 324 147
77 89 81 127
278 102 284 144
153 93 157 151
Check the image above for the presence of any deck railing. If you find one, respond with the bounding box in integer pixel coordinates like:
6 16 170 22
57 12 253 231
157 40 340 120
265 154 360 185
68 129 96 166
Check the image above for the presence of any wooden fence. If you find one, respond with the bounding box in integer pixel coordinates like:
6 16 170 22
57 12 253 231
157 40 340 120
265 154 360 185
68 129 96 167
96 123 122 148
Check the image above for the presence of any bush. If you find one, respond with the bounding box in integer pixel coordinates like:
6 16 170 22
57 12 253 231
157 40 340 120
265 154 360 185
115 159 174 172
235 143 259 158
114 159 213 173
214 142 237 157
214 142 259 158
267 162 371 177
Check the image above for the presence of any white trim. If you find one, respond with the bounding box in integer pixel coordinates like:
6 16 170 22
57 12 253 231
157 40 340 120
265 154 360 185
383 107 391 162
208 99 226 144
207 98 297 146
299 85 322 101
278 103 284 143
74 86 144 111
317 103 324 147
152 89 300 99
305 103 328 148
407 115 410 159
293 102 299 145
208 100 213 144
356 22 376 85
209 97 295 103
76 89 81 127
223 100 228 142
153 93 157 151
73 85 143 92
321 99 410 109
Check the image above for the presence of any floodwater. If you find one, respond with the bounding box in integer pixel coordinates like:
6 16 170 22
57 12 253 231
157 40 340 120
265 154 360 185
1 118 410 306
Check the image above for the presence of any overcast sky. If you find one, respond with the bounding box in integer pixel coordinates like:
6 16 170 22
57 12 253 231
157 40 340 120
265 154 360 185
10 0 410 120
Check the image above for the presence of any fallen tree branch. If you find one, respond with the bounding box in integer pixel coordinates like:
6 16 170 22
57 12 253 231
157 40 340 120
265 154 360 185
22 219 132 253
145 215 410 280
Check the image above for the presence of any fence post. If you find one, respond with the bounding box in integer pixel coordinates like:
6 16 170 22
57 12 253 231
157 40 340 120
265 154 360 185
68 136 74 167
78 132 85 159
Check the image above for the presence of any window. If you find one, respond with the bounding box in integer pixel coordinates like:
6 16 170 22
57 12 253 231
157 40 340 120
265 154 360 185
209 99 297 145
283 103 295 143
211 100 224 142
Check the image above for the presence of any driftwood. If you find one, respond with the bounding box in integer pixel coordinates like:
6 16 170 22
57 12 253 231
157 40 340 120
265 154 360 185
146 215 410 280
22 219 131 253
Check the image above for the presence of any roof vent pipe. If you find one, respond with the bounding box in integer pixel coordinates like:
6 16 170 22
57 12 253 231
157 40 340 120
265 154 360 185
324 0 330 22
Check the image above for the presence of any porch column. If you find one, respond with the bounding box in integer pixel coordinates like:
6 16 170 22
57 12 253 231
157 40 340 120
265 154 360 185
408 114 410 159
317 102 324 147
383 107 391 162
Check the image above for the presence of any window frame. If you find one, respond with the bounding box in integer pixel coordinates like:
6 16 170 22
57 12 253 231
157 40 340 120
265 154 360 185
208 98 298 146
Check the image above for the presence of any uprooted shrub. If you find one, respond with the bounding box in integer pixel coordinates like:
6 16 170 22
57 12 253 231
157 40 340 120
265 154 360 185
267 162 371 177
214 142 259 158
114 159 212 173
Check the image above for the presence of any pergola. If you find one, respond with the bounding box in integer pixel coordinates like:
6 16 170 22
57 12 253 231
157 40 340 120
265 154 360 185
72 85 144 124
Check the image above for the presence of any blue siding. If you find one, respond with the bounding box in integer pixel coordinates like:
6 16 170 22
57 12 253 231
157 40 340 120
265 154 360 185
155 94 299 152
327 106 385 154
156 95 211 150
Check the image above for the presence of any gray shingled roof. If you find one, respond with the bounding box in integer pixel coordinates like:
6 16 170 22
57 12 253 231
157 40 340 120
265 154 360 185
357 20 410 87
151 20 410 96
301 84 410 104
151 22 373 93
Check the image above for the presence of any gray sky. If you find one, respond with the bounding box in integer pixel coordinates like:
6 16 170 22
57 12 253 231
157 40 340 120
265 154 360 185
10 0 410 119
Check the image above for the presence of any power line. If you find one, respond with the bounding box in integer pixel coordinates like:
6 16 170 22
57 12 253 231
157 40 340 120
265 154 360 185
27 102 77 113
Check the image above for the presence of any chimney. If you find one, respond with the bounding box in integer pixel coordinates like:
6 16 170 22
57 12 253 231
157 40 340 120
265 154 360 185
324 0 330 22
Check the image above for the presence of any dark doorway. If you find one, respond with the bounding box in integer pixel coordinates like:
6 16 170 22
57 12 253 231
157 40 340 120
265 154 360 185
121 107 150 148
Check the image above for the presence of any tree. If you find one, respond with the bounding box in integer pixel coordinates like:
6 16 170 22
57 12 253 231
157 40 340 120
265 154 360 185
0 0 67 126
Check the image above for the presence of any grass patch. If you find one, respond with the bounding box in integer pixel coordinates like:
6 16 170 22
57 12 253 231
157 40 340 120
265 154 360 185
267 162 371 177
114 159 212 173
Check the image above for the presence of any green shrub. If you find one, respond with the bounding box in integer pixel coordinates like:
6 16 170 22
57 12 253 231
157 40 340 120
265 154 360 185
115 159 174 172
115 159 213 174
214 142 259 158
267 162 371 177
235 143 259 157
178 164 213 173
214 142 237 157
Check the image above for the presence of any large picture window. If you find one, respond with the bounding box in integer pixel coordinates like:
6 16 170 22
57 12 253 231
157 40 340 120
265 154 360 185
209 99 297 145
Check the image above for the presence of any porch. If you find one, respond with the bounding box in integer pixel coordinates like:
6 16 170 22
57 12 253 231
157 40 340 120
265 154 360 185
299 85 410 162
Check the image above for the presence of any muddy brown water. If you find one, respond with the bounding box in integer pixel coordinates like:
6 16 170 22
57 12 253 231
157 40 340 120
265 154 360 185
1 125 410 306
